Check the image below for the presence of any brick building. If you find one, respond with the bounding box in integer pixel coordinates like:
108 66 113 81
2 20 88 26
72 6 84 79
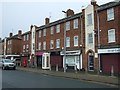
1 0 119 73
97 1 120 73
5 30 22 61
35 9 84 70
21 30 31 66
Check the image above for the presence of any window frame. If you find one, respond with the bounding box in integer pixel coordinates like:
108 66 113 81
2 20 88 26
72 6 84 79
108 29 116 43
107 8 114 21
74 19 78 29
74 36 78 46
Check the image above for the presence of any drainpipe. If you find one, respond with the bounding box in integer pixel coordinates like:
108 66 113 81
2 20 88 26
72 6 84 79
96 10 101 74
80 14 83 70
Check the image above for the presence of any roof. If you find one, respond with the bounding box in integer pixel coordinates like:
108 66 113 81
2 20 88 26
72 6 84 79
96 1 120 11
7 35 22 40
36 12 82 31
21 31 31 36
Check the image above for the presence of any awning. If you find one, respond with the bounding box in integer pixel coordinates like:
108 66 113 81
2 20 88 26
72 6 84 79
35 52 44 56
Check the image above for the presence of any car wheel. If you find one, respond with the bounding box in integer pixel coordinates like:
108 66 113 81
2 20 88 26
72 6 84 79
13 67 16 70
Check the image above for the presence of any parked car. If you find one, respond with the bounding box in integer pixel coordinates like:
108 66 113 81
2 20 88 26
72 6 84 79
0 59 16 70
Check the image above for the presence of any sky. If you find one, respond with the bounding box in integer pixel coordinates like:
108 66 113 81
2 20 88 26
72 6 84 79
0 0 114 39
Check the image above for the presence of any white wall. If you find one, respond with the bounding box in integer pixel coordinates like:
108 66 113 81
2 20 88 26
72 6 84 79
31 26 36 55
85 5 95 53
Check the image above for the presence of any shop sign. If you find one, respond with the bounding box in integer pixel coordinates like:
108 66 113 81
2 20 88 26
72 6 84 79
98 48 120 54
60 50 81 55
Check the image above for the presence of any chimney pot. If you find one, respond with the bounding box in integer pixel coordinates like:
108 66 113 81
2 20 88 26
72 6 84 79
9 33 13 37
66 9 74 17
45 18 50 24
91 0 97 5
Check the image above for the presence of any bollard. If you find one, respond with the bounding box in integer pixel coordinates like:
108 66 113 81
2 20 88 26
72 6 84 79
49 64 51 71
56 64 58 71
75 65 77 73
111 65 114 77
85 67 88 74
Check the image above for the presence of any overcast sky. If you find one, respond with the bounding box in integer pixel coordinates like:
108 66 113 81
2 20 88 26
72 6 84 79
0 0 114 39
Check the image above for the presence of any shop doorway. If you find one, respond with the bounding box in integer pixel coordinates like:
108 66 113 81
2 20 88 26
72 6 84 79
37 56 42 68
88 53 94 71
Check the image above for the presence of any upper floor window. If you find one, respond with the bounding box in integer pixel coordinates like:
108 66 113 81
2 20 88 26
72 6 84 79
43 41 46 50
87 13 92 25
56 24 60 33
33 43 35 50
23 45 25 52
74 36 78 46
56 39 60 48
24 35 25 41
88 33 93 44
66 37 70 47
39 30 42 37
108 29 115 43
107 8 114 21
38 42 41 50
26 44 29 52
26 34 29 41
50 40 54 49
43 29 46 36
50 26 54 35
74 19 78 29
66 21 70 31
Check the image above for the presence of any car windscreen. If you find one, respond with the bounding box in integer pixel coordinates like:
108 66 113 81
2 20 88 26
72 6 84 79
3 59 13 63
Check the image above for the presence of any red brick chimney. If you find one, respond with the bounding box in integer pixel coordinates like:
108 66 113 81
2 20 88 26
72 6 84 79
91 0 97 5
45 18 50 24
66 9 74 17
9 33 13 37
18 30 22 35
18 30 22 37
0 38 1 40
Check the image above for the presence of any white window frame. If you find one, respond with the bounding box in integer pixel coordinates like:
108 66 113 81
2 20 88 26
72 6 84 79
43 41 46 50
87 13 92 25
27 34 29 41
39 30 42 37
74 36 78 46
66 21 70 31
24 35 26 41
66 37 70 47
38 42 41 50
56 39 60 48
50 40 54 49
50 26 54 35
43 29 46 36
74 19 78 29
26 44 29 52
56 24 60 33
107 8 114 21
88 33 93 44
108 29 115 43
23 45 25 52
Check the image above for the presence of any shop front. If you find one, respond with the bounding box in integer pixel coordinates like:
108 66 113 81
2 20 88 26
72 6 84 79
60 50 82 70
35 52 50 69
98 47 120 73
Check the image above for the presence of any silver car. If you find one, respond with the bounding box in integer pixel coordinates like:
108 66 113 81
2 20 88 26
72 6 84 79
0 59 16 70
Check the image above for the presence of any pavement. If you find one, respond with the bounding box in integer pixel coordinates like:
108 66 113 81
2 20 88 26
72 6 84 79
16 66 120 87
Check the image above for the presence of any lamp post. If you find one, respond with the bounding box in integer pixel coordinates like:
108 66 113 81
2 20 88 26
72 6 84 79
62 10 67 72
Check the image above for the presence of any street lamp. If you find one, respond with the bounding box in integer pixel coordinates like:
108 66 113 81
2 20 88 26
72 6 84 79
62 10 67 72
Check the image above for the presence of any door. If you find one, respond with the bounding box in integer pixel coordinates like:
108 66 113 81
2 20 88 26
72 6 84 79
89 55 94 70
37 56 42 67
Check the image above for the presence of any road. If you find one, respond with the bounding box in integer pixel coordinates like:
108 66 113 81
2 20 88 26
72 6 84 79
2 70 118 88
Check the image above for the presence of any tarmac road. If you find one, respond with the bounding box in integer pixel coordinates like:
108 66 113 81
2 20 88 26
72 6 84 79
2 70 118 88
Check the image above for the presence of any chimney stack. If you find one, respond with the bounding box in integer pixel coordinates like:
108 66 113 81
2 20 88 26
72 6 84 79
18 30 22 35
0 38 1 41
66 9 74 17
91 0 97 5
45 18 50 24
9 33 13 37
